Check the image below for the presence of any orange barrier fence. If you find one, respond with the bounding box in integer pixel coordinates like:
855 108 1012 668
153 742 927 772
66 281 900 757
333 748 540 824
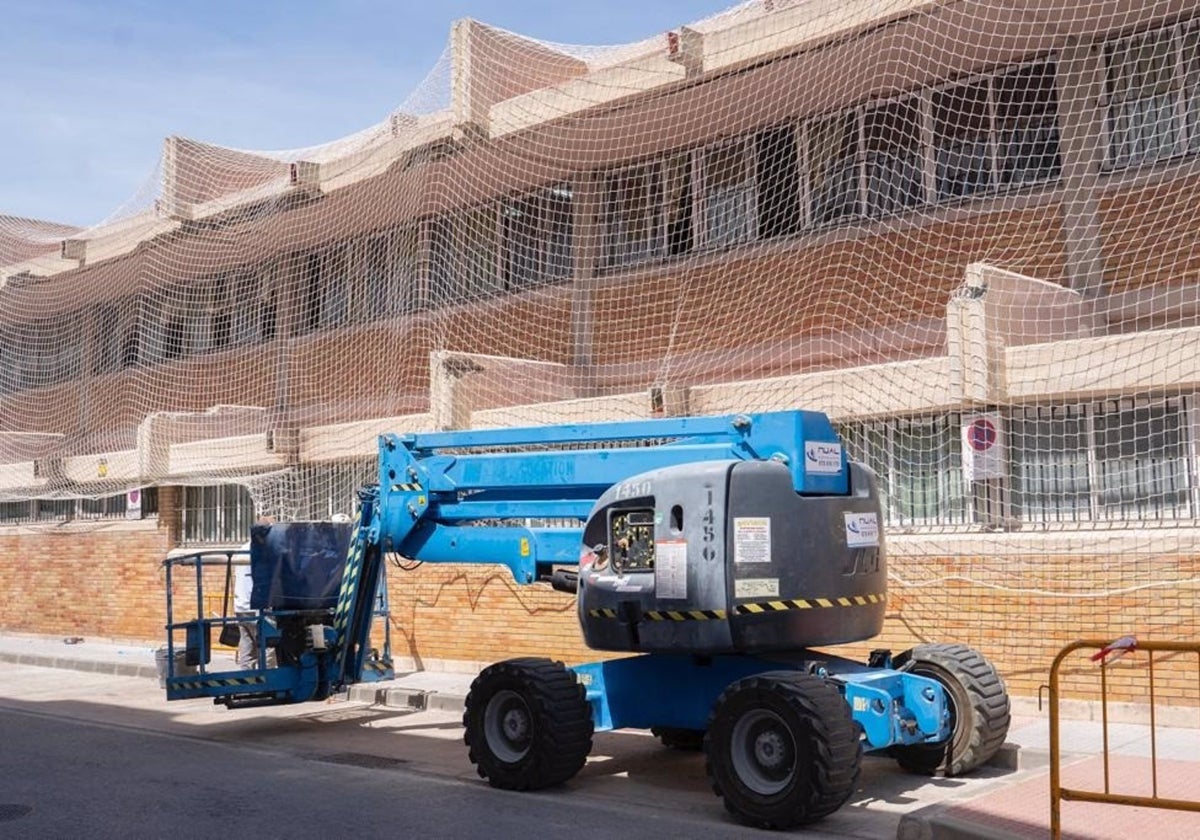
1049 638 1200 839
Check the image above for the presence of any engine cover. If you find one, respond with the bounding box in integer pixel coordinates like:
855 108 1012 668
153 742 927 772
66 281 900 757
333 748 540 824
577 459 885 654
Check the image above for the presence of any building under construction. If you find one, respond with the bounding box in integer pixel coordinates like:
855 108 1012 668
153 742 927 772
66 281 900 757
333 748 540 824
2 0 1199 703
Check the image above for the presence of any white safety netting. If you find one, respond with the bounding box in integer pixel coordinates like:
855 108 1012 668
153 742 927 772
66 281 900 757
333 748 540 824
2 1 1200 657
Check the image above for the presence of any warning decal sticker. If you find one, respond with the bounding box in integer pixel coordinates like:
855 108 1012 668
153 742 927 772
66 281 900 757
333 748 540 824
734 517 771 564
655 540 687 599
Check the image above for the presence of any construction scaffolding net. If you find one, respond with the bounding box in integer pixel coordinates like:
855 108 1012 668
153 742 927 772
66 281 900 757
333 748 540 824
2 1 1200 677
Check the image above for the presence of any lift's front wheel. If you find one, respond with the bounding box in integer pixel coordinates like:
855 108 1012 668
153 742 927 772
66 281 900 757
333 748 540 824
705 672 861 829
463 657 593 790
890 643 1010 776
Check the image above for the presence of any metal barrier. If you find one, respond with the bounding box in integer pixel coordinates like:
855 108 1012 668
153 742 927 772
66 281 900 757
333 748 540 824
1049 638 1200 839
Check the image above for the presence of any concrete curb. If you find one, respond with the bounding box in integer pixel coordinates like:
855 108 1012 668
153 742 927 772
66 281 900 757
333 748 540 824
1 644 471 708
347 684 466 712
0 650 158 681
897 811 1025 840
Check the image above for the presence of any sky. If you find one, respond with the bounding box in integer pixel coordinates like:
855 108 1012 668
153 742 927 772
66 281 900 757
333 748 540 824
0 0 739 228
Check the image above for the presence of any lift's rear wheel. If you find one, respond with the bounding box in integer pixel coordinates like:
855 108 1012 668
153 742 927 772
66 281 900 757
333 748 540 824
890 643 1010 776
651 726 705 751
463 657 593 790
705 671 861 829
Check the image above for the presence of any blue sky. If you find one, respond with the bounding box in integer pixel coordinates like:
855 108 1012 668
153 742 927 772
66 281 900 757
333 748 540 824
0 0 737 227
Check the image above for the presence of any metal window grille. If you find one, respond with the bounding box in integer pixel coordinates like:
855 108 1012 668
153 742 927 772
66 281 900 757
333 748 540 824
0 490 156 525
839 413 967 528
180 484 255 545
1105 25 1186 168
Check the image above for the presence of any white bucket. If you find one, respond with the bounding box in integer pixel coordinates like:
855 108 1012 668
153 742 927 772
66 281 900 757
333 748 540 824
155 647 197 687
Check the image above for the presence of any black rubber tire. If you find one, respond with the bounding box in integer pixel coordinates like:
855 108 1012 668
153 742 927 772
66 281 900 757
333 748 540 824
463 657 593 790
704 671 861 829
890 643 1011 776
651 726 705 751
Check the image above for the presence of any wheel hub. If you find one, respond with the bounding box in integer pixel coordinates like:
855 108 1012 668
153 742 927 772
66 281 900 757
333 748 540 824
484 689 534 763
754 729 787 770
502 707 529 742
730 708 797 795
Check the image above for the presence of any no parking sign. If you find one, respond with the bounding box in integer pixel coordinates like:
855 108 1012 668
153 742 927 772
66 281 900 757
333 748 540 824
962 412 1006 481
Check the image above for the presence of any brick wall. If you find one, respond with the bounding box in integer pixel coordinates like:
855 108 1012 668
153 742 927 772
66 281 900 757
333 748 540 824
376 550 1199 708
2 511 1196 709
0 520 173 641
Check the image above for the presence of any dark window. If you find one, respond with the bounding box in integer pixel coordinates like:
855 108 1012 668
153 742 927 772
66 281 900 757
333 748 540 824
92 304 123 374
809 112 860 224
756 126 801 238
1011 404 1091 522
0 501 32 523
260 288 277 341
1185 26 1200 153
603 164 663 267
120 327 140 369
210 275 232 350
664 156 693 255
1106 27 1180 167
996 62 1062 185
428 218 456 308
703 143 754 247
302 252 322 332
362 229 419 319
319 246 350 328
864 98 924 216
934 80 993 199
34 499 74 521
162 318 185 360
501 184 574 290
1094 398 1190 519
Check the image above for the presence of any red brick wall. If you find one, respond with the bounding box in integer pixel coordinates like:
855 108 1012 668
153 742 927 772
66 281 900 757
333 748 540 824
1101 172 1200 295
377 550 1199 708
3 510 1196 709
0 522 173 641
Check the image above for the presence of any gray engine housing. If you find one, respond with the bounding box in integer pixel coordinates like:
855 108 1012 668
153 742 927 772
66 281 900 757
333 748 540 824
577 459 885 654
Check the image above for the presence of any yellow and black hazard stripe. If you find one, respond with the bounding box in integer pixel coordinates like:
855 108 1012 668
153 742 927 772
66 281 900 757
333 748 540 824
587 593 884 622
391 483 422 492
587 608 727 621
170 675 267 689
333 522 368 638
362 659 393 673
645 609 727 621
736 593 885 614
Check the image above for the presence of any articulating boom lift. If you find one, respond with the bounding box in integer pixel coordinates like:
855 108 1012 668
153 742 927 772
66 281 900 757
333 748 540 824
162 410 1010 829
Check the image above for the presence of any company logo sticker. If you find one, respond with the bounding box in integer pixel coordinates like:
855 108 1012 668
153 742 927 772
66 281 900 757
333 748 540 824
804 441 843 474
844 512 880 548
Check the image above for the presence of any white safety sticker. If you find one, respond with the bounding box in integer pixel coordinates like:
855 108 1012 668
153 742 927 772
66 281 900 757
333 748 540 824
735 577 780 598
734 517 771 564
804 441 843 474
844 512 880 548
655 540 688 599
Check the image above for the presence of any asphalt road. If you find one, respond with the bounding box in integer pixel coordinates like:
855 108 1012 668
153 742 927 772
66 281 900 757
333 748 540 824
0 663 1024 838
0 702 773 839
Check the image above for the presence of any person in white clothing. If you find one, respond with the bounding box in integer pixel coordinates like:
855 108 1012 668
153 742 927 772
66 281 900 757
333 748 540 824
233 542 275 669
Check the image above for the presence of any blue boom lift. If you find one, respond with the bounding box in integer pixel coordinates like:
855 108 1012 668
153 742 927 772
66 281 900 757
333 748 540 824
162 410 1010 829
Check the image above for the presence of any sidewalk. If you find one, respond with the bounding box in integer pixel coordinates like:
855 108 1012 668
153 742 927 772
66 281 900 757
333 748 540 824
0 632 477 703
4 633 1199 839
